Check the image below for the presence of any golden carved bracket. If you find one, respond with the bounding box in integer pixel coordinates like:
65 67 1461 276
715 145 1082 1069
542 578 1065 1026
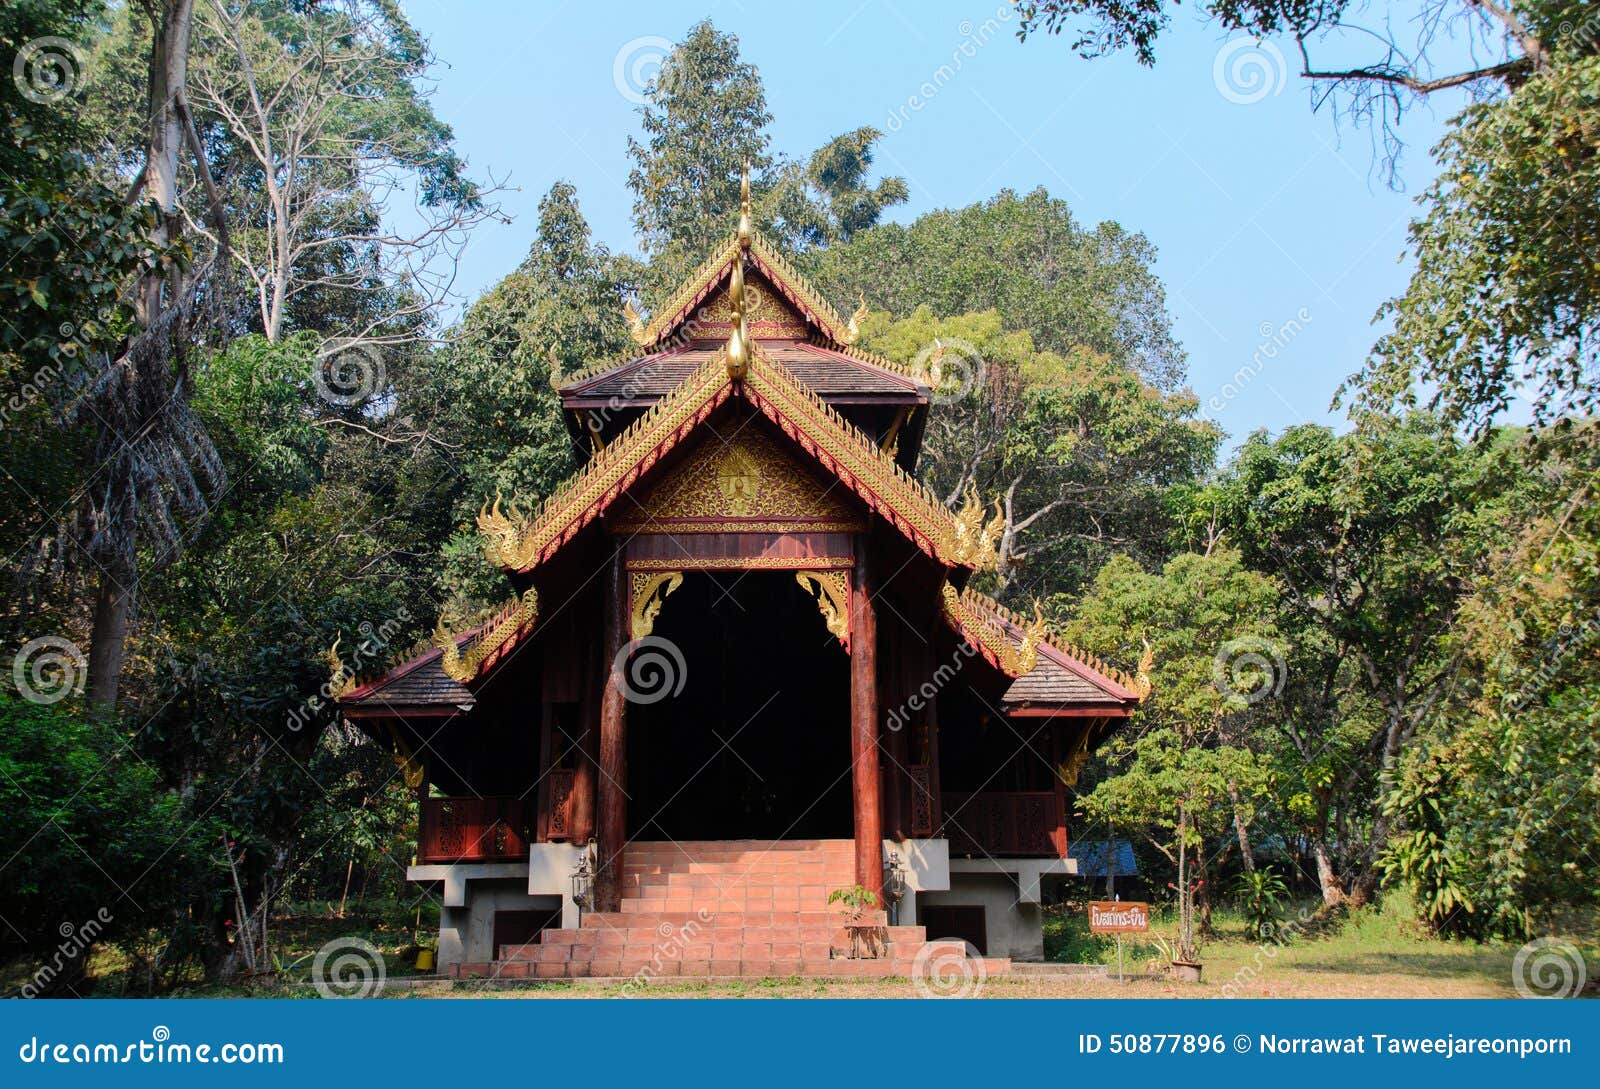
630 570 683 641
796 569 852 653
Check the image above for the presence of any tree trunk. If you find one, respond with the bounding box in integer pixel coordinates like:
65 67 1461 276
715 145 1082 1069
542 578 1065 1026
135 0 196 323
1312 837 1344 908
1228 781 1255 873
86 573 131 715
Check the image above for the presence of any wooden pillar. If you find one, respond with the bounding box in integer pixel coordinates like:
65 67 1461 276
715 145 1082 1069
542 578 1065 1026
596 549 628 911
571 622 600 845
849 546 883 901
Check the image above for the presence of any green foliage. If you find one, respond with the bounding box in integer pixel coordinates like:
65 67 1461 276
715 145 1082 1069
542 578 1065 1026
863 308 1215 599
627 19 775 279
816 187 1185 389
1357 54 1600 433
1233 868 1290 940
0 694 196 990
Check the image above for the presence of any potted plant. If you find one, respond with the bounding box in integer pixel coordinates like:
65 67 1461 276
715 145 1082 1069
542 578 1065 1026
827 885 883 959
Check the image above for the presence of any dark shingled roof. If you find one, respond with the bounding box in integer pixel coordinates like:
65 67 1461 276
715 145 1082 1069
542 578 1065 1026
562 341 922 405
1002 653 1120 706
342 652 474 711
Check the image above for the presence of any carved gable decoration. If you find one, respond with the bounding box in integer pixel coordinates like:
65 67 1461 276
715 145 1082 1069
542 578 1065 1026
612 425 864 535
689 269 811 341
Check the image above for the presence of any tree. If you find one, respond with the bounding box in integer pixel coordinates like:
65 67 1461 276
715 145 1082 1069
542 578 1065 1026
188 0 499 348
1384 426 1600 936
421 181 639 611
626 19 774 281
0 695 194 994
1014 1 1600 437
813 188 1185 390
1064 548 1281 955
862 308 1216 599
1204 417 1497 903
1352 49 1600 434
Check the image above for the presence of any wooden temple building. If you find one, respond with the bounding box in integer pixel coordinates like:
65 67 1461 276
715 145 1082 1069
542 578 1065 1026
336 174 1148 980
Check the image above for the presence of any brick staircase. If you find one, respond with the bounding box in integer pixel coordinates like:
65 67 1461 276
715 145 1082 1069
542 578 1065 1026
447 839 1010 981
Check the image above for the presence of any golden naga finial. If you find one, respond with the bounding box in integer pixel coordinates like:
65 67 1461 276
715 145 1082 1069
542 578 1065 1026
433 587 540 684
323 636 357 699
1014 600 1047 675
950 484 1006 570
841 291 868 346
737 162 753 249
623 297 650 345
726 251 749 378
546 342 563 388
1133 637 1154 698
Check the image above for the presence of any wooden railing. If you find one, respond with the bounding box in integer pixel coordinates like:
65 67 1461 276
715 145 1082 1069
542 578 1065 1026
418 797 529 863
942 791 1067 859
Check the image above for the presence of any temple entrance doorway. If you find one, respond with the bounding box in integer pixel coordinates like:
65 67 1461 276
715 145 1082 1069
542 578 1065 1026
626 571 852 841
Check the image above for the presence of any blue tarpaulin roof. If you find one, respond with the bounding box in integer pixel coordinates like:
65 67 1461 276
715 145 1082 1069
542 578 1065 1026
1072 839 1139 878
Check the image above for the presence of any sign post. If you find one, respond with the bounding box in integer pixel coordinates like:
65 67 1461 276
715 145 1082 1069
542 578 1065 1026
1088 899 1149 981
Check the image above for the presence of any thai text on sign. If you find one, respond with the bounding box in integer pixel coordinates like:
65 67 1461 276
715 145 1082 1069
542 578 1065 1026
1088 901 1150 933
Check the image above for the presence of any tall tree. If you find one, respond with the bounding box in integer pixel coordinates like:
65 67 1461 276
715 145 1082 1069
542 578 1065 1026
862 308 1215 600
626 19 773 281
814 189 1185 390
1205 417 1496 902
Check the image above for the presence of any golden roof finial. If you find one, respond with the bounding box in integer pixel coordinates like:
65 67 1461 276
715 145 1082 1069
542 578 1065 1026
623 297 649 345
737 162 752 249
1134 637 1154 698
841 292 867 346
726 253 748 378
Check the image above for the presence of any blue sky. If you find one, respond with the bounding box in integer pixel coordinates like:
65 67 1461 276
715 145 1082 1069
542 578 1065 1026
401 0 1467 449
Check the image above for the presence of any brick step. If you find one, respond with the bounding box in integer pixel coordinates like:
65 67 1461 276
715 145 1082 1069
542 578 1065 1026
580 910 888 929
451 945 1011 982
500 926 928 962
624 867 853 883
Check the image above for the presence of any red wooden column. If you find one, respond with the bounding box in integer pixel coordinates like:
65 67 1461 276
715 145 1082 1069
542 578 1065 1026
849 547 883 901
596 549 629 911
571 627 600 845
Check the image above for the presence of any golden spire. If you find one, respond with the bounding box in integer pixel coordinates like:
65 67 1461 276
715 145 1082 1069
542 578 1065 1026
726 253 748 378
737 162 752 249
